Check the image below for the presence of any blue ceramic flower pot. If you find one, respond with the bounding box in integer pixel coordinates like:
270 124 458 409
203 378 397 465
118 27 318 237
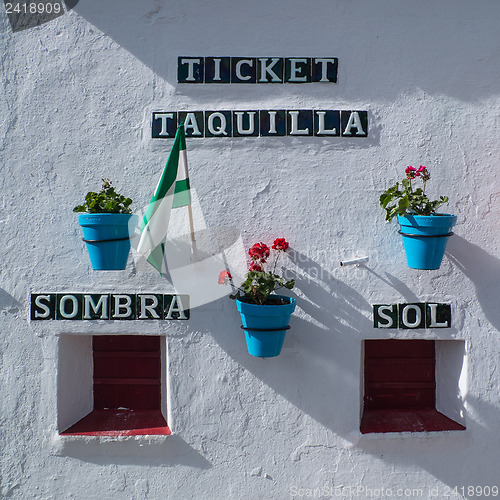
397 214 457 270
78 213 138 270
236 296 296 358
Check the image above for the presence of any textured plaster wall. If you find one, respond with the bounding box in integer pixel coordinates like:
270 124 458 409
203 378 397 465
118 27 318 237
1 1 500 499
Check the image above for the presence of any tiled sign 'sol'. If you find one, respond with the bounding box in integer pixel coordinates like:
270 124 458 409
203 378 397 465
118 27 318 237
373 303 451 329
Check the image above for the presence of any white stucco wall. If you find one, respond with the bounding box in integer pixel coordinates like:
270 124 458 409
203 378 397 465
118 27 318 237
1 1 499 499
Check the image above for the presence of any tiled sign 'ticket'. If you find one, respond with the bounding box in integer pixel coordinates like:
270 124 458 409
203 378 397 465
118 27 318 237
177 57 338 84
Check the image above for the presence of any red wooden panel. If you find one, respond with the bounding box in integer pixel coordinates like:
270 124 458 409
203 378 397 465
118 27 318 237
364 340 436 411
360 409 466 434
93 335 160 352
364 387 435 410
94 383 160 410
60 409 171 436
61 336 166 436
365 339 434 358
94 356 160 379
92 335 162 411
94 378 160 385
365 359 435 383
361 340 465 432
94 351 158 358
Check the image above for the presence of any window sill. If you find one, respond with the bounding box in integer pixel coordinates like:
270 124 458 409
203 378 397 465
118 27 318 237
60 409 171 437
360 409 466 434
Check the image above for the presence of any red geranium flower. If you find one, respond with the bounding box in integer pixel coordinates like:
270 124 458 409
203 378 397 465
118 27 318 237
248 242 270 262
272 238 289 251
218 270 232 285
217 237 294 304
249 262 263 272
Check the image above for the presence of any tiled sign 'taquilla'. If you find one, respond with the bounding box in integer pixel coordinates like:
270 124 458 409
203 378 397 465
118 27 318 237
152 110 368 138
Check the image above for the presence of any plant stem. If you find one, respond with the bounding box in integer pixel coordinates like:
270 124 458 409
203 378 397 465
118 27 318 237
272 251 281 275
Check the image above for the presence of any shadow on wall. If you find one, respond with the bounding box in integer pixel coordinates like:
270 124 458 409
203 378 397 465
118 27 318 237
446 235 500 333
0 288 20 315
178 243 472 440
188 247 373 440
355 236 500 497
57 434 212 468
180 243 499 495
64 0 500 103
3 0 79 32
54 237 499 484
356 395 499 497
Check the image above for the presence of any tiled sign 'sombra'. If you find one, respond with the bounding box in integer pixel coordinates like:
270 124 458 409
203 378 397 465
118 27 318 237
30 293 190 321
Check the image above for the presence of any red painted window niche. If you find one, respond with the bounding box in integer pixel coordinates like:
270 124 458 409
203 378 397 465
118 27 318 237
59 335 170 436
361 339 466 434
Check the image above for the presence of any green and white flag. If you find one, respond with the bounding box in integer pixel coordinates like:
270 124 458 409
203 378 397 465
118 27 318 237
137 124 191 272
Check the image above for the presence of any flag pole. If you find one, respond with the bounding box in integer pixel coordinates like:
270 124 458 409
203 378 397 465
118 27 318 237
180 124 198 262
187 201 198 262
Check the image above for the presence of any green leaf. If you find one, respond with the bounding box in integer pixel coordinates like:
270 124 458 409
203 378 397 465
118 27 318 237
380 170 450 221
74 180 133 214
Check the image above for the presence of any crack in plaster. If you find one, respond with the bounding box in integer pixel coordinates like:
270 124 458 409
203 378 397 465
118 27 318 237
250 180 272 208
291 443 340 470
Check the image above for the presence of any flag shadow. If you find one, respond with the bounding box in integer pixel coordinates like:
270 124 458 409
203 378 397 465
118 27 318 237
133 225 247 311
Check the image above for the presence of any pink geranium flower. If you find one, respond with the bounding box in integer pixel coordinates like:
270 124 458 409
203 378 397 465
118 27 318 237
405 166 417 179
380 166 449 221
218 270 232 285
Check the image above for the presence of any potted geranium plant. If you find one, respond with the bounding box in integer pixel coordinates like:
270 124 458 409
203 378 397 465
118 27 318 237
218 238 295 358
73 179 138 270
380 166 456 270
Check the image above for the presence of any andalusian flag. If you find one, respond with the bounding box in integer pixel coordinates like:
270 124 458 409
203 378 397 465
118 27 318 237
137 124 191 272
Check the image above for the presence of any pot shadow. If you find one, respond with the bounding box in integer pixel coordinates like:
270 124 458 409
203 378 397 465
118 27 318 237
364 268 422 302
446 235 500 332
184 247 374 440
